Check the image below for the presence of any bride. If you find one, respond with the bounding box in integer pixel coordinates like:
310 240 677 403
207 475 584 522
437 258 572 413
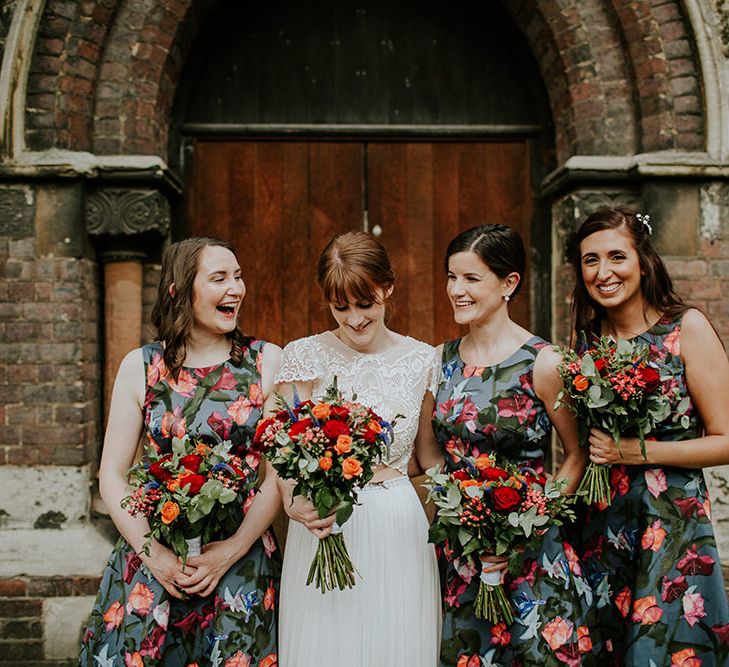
274 231 442 667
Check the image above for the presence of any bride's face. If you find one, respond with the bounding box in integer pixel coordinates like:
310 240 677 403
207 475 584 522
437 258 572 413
328 287 391 352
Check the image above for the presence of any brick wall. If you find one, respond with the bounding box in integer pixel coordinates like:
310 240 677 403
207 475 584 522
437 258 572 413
0 237 101 467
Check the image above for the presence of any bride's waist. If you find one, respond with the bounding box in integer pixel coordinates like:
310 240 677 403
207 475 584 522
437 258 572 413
370 464 406 484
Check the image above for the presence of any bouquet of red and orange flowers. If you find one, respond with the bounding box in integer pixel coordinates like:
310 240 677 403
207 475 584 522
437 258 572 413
255 381 393 592
556 336 689 505
122 436 255 563
425 453 575 624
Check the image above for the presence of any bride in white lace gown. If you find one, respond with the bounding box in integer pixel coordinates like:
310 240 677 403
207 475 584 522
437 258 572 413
275 231 442 667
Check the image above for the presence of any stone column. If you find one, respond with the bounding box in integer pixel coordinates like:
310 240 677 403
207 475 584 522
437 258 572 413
85 187 171 419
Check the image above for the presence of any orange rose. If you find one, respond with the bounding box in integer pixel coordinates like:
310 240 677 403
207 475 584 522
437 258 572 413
319 456 333 471
459 479 481 491
335 435 352 454
671 648 701 667
367 420 382 433
632 595 663 625
641 519 667 552
577 626 592 653
161 501 180 524
195 443 211 456
102 600 124 631
166 477 181 492
572 375 589 391
342 457 363 480
312 403 330 419
474 453 493 471
541 616 574 651
259 655 278 667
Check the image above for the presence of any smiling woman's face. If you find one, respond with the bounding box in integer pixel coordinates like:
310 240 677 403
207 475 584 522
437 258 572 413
191 245 246 335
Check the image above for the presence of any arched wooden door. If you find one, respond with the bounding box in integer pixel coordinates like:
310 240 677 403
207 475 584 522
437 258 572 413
186 139 532 346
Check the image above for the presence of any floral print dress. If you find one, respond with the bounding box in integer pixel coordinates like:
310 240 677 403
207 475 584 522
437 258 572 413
78 340 280 667
433 337 601 667
577 316 729 666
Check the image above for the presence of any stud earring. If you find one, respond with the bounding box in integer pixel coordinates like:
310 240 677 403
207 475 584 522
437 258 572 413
503 294 510 302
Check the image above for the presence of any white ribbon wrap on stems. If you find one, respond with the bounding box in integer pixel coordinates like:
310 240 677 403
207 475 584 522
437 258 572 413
330 521 343 535
186 536 202 558
480 568 502 587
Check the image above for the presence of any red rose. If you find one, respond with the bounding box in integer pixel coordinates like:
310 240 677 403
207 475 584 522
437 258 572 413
323 420 350 439
362 428 377 444
148 455 173 482
594 358 607 375
452 469 471 481
180 454 202 473
329 406 350 420
491 486 522 512
639 366 661 393
179 473 206 496
289 418 313 437
482 467 509 482
275 410 289 422
254 417 275 444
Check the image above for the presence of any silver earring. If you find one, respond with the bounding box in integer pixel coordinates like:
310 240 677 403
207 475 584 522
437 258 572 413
503 294 510 302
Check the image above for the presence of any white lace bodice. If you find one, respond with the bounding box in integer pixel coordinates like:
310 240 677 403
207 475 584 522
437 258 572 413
275 331 439 474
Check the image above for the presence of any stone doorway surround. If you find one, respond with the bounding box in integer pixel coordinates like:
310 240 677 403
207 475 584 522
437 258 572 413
0 0 728 662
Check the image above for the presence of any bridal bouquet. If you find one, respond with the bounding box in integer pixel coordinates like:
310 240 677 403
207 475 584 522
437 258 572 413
556 336 689 505
122 436 254 563
256 380 393 592
425 453 575 624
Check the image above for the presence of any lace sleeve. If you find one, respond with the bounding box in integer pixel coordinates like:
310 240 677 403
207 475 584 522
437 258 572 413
426 345 442 396
275 337 323 384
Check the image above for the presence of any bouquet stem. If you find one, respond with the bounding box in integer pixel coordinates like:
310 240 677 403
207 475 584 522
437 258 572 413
306 533 356 592
475 581 513 625
576 462 611 506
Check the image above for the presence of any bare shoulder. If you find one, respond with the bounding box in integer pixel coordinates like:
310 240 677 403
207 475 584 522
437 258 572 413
261 341 283 364
117 347 145 378
534 343 561 375
680 308 724 356
680 308 716 338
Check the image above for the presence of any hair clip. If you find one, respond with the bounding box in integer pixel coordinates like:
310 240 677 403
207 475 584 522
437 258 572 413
636 212 652 235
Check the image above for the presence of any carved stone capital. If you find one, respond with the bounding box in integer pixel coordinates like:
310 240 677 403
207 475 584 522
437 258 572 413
85 187 171 262
85 188 171 237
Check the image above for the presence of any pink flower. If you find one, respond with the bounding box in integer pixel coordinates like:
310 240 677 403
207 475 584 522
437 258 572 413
140 625 166 659
644 468 668 498
207 410 233 440
174 610 201 635
102 600 124 631
455 397 480 424
670 647 702 667
225 651 251 667
577 626 592 654
125 654 144 667
632 595 663 625
661 575 688 603
463 365 485 379
554 642 581 667
541 616 574 651
610 465 630 498
161 405 187 439
490 622 511 646
673 496 703 519
126 582 155 617
444 575 468 608
641 520 667 552
663 327 681 356
146 352 168 386
682 590 707 627
677 544 715 576
562 542 583 576
262 530 277 558
453 557 478 584
212 366 238 391
615 586 632 618
168 368 197 397
123 550 142 584
228 395 255 425
496 394 534 424
152 599 170 629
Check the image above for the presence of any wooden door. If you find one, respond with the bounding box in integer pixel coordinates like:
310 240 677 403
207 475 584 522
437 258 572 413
187 139 532 346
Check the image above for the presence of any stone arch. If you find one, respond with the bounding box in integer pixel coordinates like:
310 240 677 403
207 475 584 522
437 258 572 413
20 0 708 162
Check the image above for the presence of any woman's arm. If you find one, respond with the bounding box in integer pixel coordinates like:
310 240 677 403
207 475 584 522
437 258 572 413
178 342 284 596
413 391 445 473
99 349 194 599
589 309 729 468
534 346 587 494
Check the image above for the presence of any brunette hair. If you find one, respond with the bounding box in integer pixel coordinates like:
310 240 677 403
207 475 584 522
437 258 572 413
317 231 395 312
151 237 248 380
570 206 688 337
444 224 526 299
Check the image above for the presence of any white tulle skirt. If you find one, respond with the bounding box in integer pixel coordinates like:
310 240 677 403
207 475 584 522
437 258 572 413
279 476 442 667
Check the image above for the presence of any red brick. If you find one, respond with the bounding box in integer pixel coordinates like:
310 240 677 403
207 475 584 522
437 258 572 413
0 579 27 597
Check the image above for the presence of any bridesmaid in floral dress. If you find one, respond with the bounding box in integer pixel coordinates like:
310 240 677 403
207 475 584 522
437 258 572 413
570 207 729 665
428 224 601 666
78 238 281 666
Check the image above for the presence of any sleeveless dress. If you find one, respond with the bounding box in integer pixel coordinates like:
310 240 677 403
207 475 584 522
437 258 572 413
78 341 280 667
577 315 729 666
432 337 602 667
276 331 442 667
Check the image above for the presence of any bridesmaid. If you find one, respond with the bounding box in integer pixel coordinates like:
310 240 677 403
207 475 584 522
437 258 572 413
428 224 601 666
78 238 281 665
571 207 729 665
